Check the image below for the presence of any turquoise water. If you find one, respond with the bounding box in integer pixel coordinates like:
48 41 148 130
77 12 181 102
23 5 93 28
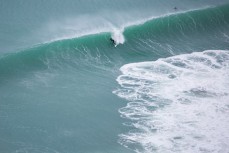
1 1 229 153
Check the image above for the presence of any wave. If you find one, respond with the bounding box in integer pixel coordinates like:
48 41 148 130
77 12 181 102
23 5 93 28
31 3 229 48
113 50 229 153
1 4 229 81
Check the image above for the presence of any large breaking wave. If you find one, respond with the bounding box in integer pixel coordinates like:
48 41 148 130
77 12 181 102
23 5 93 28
1 4 229 81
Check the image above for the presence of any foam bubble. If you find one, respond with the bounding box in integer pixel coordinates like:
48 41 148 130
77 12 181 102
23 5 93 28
113 50 229 153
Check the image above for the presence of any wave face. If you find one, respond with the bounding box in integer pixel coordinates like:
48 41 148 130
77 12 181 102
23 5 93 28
1 0 229 53
1 2 229 153
1 3 229 79
114 50 229 153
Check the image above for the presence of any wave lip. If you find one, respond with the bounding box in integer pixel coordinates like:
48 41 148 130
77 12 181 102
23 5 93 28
113 50 229 153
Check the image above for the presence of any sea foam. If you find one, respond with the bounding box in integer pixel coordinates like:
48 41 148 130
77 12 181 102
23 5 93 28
114 50 229 153
111 29 125 47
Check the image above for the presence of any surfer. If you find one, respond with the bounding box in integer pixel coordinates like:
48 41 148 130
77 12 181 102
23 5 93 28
174 7 178 10
110 38 115 45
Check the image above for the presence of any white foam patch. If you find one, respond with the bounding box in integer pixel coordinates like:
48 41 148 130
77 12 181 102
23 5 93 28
113 50 229 153
111 29 125 47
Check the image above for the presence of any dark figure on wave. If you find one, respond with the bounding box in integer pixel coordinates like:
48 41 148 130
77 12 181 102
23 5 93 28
174 7 178 11
110 38 116 45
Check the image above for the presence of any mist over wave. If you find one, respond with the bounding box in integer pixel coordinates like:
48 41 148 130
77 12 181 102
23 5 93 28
1 0 229 53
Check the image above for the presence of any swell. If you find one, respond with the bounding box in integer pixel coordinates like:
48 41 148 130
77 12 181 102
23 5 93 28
1 4 229 82
123 3 229 54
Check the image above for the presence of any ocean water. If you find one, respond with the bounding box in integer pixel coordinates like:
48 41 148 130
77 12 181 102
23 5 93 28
0 1 229 153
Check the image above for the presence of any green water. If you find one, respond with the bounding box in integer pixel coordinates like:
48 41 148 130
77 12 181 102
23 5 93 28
1 1 229 153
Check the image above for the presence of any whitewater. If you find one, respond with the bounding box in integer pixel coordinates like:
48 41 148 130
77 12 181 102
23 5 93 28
1 1 229 153
114 50 229 153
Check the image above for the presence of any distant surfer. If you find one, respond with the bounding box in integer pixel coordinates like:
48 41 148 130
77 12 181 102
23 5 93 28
174 7 178 11
110 38 115 45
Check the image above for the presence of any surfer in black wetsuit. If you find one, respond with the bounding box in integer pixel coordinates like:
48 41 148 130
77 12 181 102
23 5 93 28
110 38 115 45
174 7 178 10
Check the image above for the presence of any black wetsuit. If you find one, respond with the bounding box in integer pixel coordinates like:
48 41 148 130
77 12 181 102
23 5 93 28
110 38 115 44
